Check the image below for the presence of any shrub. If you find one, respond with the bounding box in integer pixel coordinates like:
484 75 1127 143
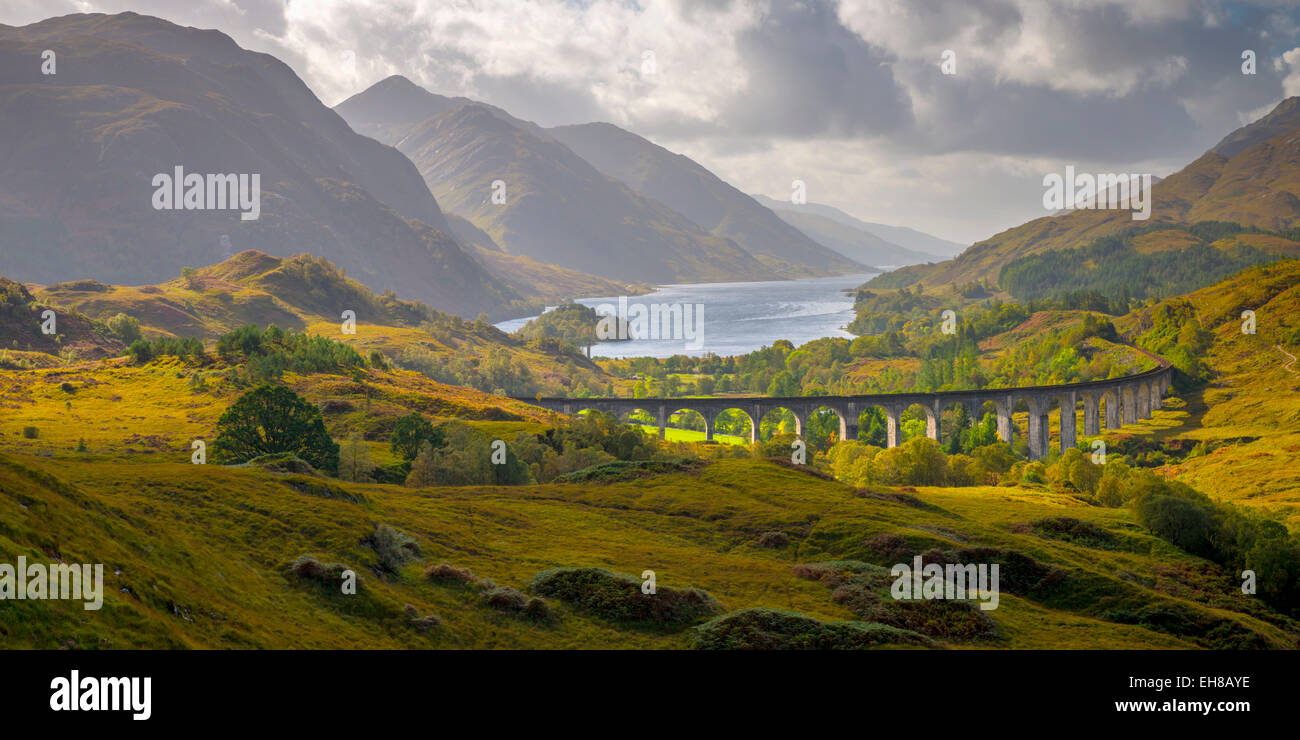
692 608 933 650
755 531 791 548
794 560 998 641
482 586 528 612
289 554 350 582
530 567 721 628
106 313 143 344
425 562 482 586
1029 517 1117 549
410 614 441 632
365 524 420 574
21 426 38 439
524 597 552 621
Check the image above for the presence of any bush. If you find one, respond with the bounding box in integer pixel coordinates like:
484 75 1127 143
106 313 143 345
425 562 483 586
755 531 791 548
524 597 552 621
289 554 350 582
21 426 38 439
530 567 722 628
692 608 934 650
794 561 998 641
365 524 420 574
1029 517 1118 550
482 586 528 612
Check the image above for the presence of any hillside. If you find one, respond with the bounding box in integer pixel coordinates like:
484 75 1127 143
0 13 515 318
866 97 1300 292
391 103 777 284
1114 259 1300 526
1 257 1298 649
0 276 123 362
547 122 865 277
23 251 615 396
1 429 1293 649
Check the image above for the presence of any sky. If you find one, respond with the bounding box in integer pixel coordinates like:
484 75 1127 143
5 0 1300 246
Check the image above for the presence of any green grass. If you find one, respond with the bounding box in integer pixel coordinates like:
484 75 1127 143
1 449 1292 649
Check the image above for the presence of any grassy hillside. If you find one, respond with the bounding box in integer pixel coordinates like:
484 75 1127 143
3 446 1294 649
869 97 1300 294
24 251 618 397
1112 260 1300 526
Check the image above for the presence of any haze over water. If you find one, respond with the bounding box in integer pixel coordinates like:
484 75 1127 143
495 273 875 359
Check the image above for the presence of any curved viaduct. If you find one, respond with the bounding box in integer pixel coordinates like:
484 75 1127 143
518 363 1173 461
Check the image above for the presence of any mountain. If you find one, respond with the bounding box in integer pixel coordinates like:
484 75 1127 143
546 122 866 277
749 200 942 267
0 13 515 318
338 86 777 284
334 73 546 143
865 97 1300 292
751 195 966 260
1211 96 1300 159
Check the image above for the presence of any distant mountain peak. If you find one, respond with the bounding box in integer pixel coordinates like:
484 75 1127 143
1211 96 1300 159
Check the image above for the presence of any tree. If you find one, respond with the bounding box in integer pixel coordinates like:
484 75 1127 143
405 440 438 488
338 431 375 483
766 370 799 397
181 266 199 289
106 313 143 344
390 412 445 460
212 385 339 473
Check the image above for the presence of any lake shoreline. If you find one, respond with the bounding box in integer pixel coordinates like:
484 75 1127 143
495 273 875 358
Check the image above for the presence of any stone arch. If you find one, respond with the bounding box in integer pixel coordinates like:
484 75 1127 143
758 406 802 441
1135 381 1151 419
1099 389 1120 429
805 404 848 448
616 406 661 437
1052 392 1078 454
1120 385 1137 425
936 398 977 451
1079 391 1101 436
712 408 756 444
899 402 939 444
1023 395 1053 461
667 407 707 439
989 397 1015 445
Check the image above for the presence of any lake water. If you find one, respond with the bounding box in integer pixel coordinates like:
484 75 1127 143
494 273 874 358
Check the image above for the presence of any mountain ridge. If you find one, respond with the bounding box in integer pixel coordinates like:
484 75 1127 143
0 13 516 318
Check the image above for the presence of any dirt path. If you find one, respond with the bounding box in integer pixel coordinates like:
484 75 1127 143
1278 345 1299 375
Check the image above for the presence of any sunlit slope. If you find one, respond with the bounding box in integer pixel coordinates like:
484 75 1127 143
27 251 616 395
1116 260 1300 524
0 358 555 463
1 451 1292 649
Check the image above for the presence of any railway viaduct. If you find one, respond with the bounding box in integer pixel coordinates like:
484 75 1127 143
517 362 1174 461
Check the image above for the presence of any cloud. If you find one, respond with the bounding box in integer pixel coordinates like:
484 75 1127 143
3 0 1299 243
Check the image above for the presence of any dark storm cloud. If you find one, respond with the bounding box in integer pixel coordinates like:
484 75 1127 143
717 0 913 138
